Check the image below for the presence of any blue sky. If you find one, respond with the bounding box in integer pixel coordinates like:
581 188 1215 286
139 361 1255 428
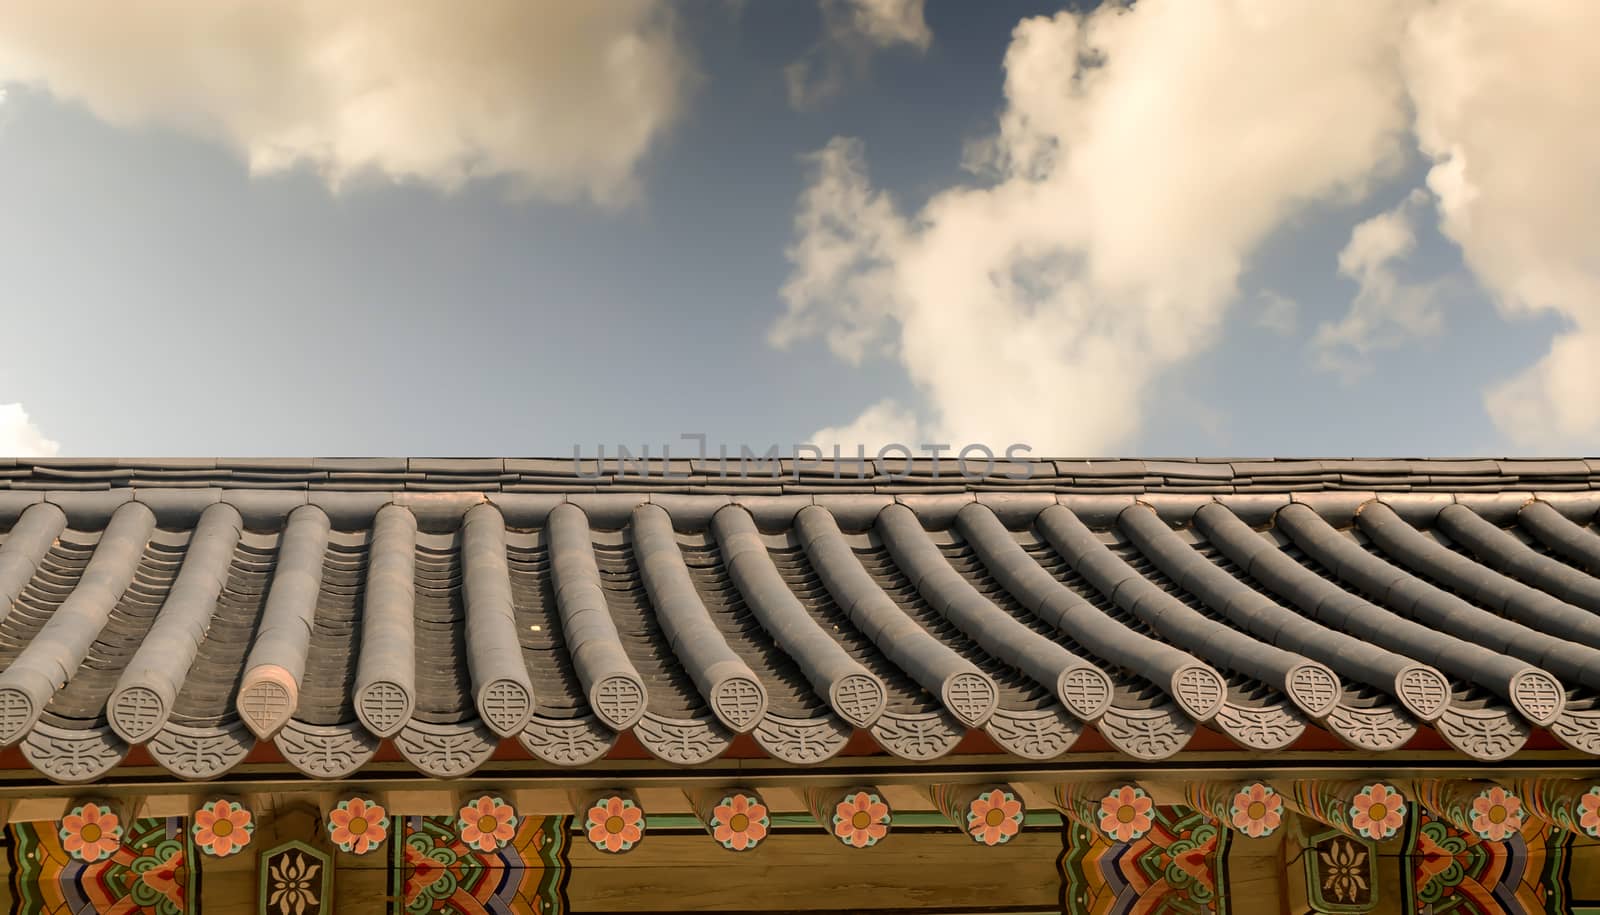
0 1 1593 457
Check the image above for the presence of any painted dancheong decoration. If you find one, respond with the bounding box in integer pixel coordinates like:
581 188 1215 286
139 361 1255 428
1187 781 1284 838
57 799 126 863
929 783 1026 846
693 788 772 851
582 789 646 854
1301 829 1377 912
259 840 331 915
456 794 518 853
1517 777 1600 838
9 782 1600 912
1414 778 1525 842
396 814 568 914
1284 779 1409 841
807 786 891 848
193 797 254 858
1055 781 1156 843
326 795 390 855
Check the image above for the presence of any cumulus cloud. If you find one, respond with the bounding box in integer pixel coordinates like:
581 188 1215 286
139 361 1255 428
0 403 59 457
787 0 932 110
809 398 923 452
780 0 1600 452
1314 188 1446 377
1401 0 1600 449
777 2 1414 452
773 138 906 362
0 1 694 205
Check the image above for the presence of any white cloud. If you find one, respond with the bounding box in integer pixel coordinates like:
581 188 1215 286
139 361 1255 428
787 0 931 110
778 2 1414 452
0 1 694 205
772 138 906 363
809 398 923 452
842 0 932 49
1314 189 1446 377
1255 290 1300 337
1400 0 1600 449
0 403 60 457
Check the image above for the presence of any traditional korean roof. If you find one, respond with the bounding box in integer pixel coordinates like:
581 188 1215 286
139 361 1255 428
3 456 1600 784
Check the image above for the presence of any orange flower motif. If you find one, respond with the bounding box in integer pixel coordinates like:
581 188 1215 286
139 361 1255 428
1098 786 1154 843
193 799 253 858
59 802 123 863
458 795 518 852
711 793 769 851
586 795 645 853
1580 788 1600 838
1349 782 1406 841
966 788 1024 846
833 791 891 848
1471 785 1522 841
1229 783 1283 838
328 796 390 855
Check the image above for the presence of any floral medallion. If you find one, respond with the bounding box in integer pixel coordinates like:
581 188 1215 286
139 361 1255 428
1228 783 1282 838
193 798 254 858
709 792 769 851
1580 786 1600 838
456 795 518 853
58 801 123 863
585 795 646 853
966 787 1024 846
832 790 891 848
1469 785 1522 841
1098 785 1154 843
1349 782 1406 841
328 795 390 855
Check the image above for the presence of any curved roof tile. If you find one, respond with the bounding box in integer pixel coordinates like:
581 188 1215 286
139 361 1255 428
2 460 1600 781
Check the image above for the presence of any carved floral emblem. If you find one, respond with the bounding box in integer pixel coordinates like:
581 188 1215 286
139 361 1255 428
1098 785 1154 842
832 790 890 848
327 796 389 855
1349 782 1406 840
1580 787 1600 838
585 795 646 853
58 802 123 863
966 788 1024 846
710 793 769 851
193 799 253 857
1228 783 1282 838
456 795 517 852
1470 785 1522 841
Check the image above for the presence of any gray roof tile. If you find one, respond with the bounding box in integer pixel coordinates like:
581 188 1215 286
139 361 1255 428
2 459 1600 781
